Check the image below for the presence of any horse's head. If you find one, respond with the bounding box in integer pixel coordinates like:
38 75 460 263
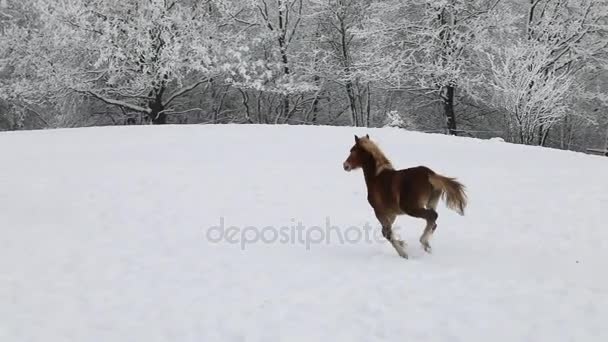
343 134 370 172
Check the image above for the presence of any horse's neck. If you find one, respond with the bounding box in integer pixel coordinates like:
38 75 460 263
361 162 378 187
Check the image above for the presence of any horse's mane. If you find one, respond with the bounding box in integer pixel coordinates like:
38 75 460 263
358 137 394 175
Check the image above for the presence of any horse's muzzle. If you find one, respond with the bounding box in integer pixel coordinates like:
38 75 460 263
343 162 352 171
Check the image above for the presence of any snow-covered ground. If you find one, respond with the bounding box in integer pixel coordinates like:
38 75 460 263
1 124 607 342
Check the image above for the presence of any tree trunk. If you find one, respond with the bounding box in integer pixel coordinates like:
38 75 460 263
149 107 166 124
539 125 550 146
602 125 608 155
148 87 166 124
537 123 552 146
277 1 290 120
442 85 457 135
311 75 320 124
338 13 358 127
281 47 289 120
365 82 371 127
345 81 359 126
438 9 457 135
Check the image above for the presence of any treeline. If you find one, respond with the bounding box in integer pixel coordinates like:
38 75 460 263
1 0 607 152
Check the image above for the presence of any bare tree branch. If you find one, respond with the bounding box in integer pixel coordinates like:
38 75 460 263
163 79 208 107
74 89 151 113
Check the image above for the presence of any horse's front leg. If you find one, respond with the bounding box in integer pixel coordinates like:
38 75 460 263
377 212 408 259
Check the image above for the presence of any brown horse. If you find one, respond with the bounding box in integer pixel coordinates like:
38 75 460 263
343 134 467 259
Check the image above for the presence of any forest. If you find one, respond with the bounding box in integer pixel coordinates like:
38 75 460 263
1 0 607 152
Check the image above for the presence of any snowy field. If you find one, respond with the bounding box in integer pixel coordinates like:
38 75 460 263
1 124 607 342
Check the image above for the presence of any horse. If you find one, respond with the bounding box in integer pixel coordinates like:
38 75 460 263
343 134 467 259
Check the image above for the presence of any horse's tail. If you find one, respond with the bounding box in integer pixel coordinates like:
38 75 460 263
428 173 467 216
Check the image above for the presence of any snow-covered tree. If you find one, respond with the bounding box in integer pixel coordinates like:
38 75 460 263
1 0 607 153
523 0 608 145
306 0 371 126
2 0 253 124
475 0 608 145
212 0 324 124
358 0 501 134
384 110 417 130
0 0 53 129
485 41 575 144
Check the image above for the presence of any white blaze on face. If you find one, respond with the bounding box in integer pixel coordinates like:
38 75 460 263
343 150 357 171
343 161 352 171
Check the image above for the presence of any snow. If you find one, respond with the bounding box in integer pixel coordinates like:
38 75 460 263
1 124 607 342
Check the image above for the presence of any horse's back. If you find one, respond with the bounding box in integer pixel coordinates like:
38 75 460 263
396 166 436 206
398 165 435 182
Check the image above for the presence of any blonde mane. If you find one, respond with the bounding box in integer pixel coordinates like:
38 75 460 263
357 137 394 175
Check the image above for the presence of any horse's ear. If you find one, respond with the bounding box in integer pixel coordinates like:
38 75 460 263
366 134 369 139
354 134 359 143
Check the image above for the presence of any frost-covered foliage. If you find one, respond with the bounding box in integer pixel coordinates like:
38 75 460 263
485 42 574 144
1 0 607 152
2 0 256 124
305 0 371 126
356 0 503 134
475 0 608 146
384 110 417 131
359 0 496 89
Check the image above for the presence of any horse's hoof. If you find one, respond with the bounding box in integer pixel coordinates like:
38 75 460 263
423 245 432 253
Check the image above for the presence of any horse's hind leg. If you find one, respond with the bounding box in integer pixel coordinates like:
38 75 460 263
404 207 438 253
376 212 408 259
420 190 442 251
427 190 442 210
420 224 436 253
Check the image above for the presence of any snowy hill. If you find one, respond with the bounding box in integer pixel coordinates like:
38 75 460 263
1 124 607 342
